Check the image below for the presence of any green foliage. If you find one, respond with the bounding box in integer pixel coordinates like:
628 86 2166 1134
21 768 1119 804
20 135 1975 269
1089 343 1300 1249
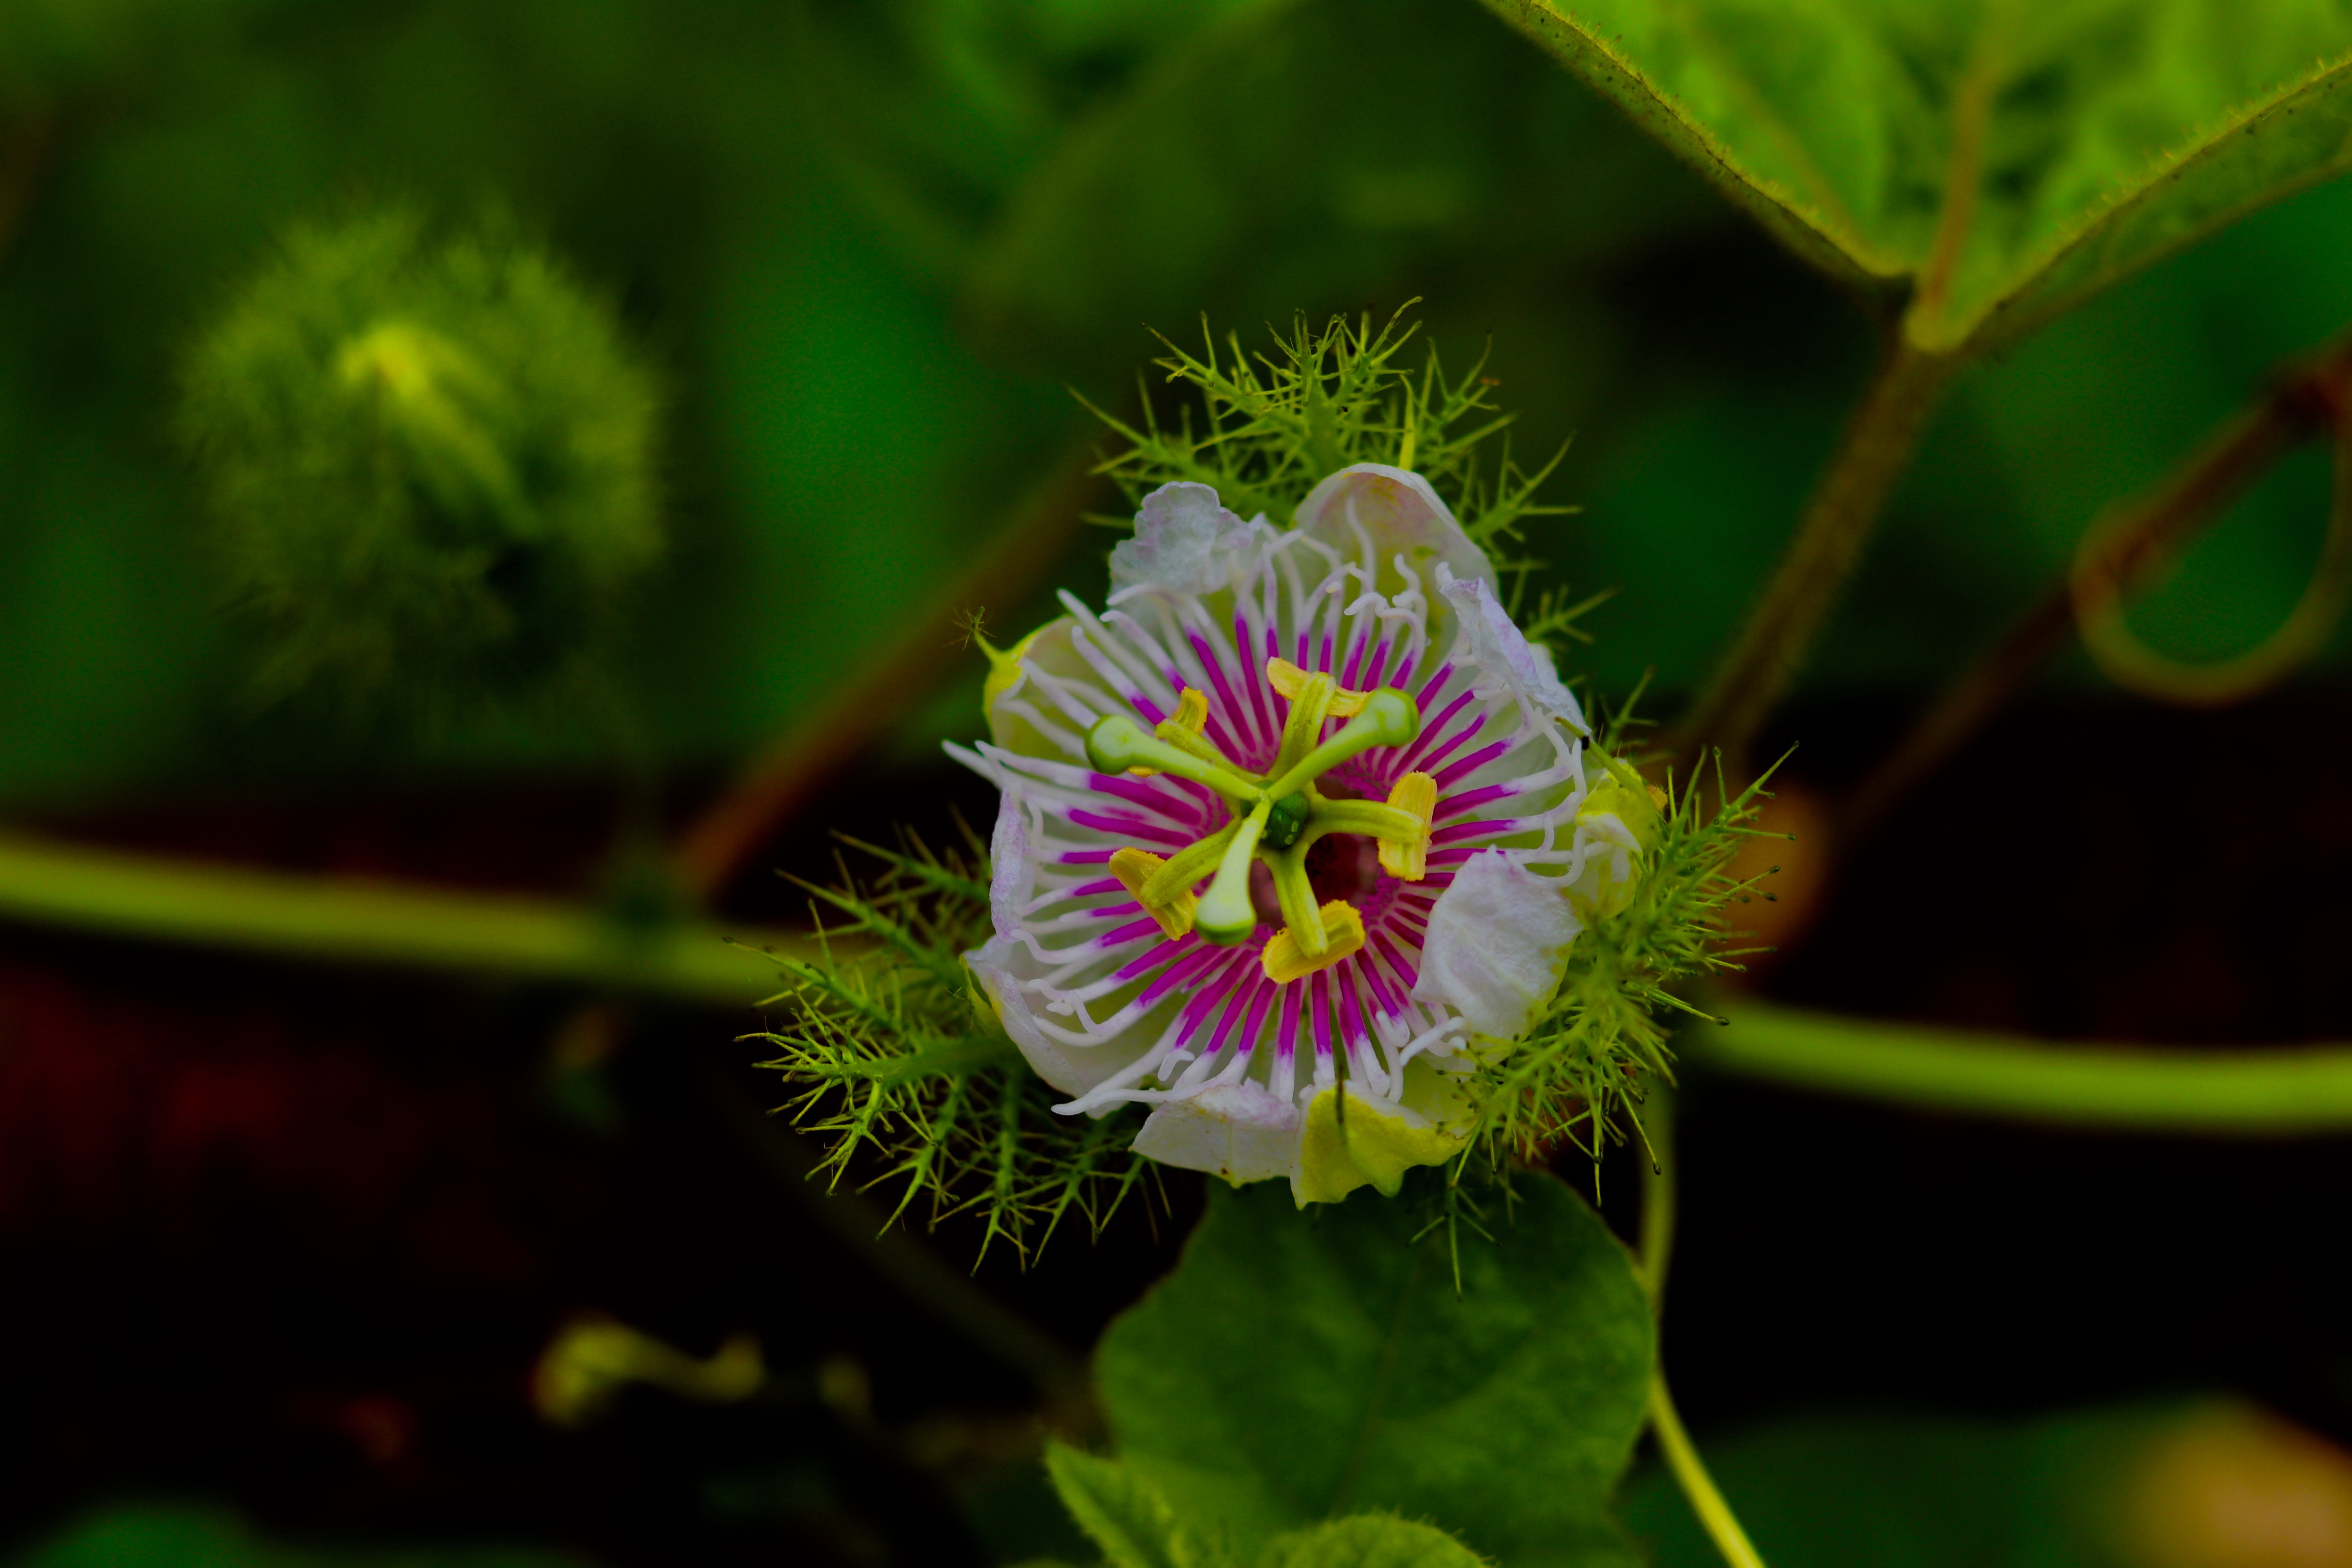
179 206 662 712
746 832 1148 1262
1094 1174 1655 1568
12 0 2352 804
1257 1518 1487 1568
1483 0 2352 352
1044 1447 1491 1568
1047 1443 1243 1568
1088 306 1571 546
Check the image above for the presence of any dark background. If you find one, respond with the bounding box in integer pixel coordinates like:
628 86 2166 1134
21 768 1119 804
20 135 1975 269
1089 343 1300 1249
4 0 2351 1562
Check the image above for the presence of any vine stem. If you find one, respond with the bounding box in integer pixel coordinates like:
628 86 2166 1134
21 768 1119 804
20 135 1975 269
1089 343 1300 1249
1638 1088 1769 1568
1637 1083 1677 1299
670 442 1105 900
1673 338 1955 775
2073 409 2352 704
0 828 812 1003
1672 0 1995 780
1843 333 2352 840
1696 999 2352 1132
1650 1375 1768 1568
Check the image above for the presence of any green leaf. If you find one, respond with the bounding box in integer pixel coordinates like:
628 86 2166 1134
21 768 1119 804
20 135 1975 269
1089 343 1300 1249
1045 1443 1240 1568
1257 1516 1489 1568
1096 1174 1655 1568
1481 0 2352 351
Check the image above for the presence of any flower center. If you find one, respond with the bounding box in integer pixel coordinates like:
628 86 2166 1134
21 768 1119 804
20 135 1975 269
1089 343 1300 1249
1247 833 1382 927
1087 659 1442 984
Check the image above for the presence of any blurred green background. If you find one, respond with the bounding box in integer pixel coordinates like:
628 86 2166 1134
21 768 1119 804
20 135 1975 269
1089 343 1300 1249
10 3 2352 1566
5 0 2348 810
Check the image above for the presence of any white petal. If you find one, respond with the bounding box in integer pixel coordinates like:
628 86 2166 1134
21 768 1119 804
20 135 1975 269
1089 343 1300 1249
1110 482 1249 598
1529 638 1566 691
980 615 1100 760
987 795 1035 939
966 934 1094 1097
1439 571 1587 734
1131 1081 1300 1184
1411 846 1580 1040
1295 463 1496 597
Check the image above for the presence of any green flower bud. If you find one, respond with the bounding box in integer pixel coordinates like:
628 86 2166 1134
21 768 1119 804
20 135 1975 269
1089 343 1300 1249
1571 750 1665 920
179 208 662 708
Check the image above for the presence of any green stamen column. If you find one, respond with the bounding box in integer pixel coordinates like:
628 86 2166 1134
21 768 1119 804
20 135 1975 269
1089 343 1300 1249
1195 799 1273 945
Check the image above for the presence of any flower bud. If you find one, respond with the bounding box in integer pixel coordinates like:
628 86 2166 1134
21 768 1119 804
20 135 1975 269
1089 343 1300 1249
180 209 661 708
1571 751 1666 920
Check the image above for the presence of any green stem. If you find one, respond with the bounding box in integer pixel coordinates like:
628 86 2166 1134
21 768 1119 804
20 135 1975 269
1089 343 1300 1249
1841 327 2352 843
1697 999 2352 1132
1312 799 1423 840
1635 1086 1764 1567
1143 820 1238 905
672 440 1103 899
1674 339 1955 774
1650 1374 1769 1568
1085 714 1261 802
1638 1084 1677 1302
0 829 811 1005
1268 841 1325 955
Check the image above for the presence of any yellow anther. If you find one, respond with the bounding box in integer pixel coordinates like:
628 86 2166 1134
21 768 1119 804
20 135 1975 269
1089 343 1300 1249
1111 846 1197 939
1160 687 1208 737
1262 899 1366 983
1268 658 1369 716
1377 771 1438 882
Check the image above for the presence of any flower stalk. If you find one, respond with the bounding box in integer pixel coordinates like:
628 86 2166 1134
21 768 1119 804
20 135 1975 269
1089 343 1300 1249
1650 1374 1770 1568
1674 339 1955 774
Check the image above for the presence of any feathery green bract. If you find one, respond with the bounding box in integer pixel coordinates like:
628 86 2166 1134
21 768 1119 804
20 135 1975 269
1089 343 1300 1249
1084 305 1572 549
746 831 1148 1263
1463 744 1781 1174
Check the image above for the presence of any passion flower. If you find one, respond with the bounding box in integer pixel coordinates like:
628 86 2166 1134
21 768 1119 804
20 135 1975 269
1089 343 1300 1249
953 464 1651 1204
